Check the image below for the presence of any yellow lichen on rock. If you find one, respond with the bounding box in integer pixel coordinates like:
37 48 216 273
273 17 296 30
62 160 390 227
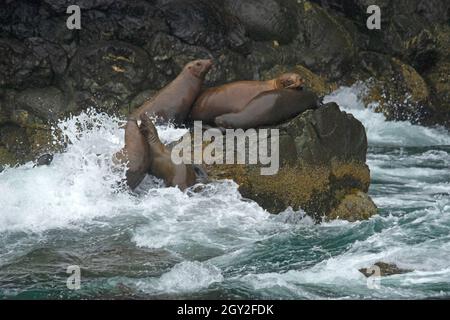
362 56 430 121
392 58 429 102
26 128 59 157
0 147 17 167
328 191 377 222
247 165 331 209
331 161 371 192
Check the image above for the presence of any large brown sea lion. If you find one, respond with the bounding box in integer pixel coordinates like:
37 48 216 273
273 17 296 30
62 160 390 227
114 114 202 191
138 114 198 190
113 119 152 190
131 59 213 125
189 73 303 124
214 89 319 129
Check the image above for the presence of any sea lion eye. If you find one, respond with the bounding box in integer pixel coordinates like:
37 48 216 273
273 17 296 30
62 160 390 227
196 62 201 66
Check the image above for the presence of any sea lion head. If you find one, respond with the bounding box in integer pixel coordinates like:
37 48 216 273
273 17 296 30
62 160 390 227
277 73 304 89
185 59 213 79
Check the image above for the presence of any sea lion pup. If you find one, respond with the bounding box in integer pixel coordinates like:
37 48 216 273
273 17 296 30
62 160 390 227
139 114 198 191
131 59 213 126
189 73 304 124
113 118 152 190
214 89 319 129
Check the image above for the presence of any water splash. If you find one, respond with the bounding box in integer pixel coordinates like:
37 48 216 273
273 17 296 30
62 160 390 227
324 84 450 147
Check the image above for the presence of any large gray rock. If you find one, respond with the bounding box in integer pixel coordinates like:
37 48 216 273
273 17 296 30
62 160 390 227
282 102 367 164
205 102 376 221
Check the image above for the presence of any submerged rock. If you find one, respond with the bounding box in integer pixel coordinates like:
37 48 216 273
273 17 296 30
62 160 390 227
359 262 414 277
329 191 377 222
204 102 376 221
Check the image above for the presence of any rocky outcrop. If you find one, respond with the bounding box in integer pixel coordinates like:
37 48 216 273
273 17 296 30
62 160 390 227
359 262 413 277
359 53 432 123
204 102 377 221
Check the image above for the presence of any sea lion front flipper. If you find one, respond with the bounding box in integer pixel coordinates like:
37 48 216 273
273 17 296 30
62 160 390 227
138 113 163 147
139 113 198 191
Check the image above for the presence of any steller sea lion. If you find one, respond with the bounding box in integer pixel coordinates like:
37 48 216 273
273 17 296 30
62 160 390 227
138 113 198 190
131 59 213 126
189 73 303 124
113 119 152 190
114 114 202 191
214 89 319 129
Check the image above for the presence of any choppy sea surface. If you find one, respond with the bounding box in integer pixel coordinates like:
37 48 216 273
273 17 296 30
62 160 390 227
0 84 449 299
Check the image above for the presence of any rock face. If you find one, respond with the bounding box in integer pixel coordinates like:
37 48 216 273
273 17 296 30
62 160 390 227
205 102 377 221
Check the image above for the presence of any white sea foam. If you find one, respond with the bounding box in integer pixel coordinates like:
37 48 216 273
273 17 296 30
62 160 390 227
136 261 224 294
324 84 450 147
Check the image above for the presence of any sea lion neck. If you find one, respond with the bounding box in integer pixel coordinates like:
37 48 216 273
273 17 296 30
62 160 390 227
184 66 206 81
272 78 282 90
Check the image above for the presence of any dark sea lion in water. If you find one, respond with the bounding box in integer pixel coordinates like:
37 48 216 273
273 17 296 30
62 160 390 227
131 59 213 126
138 114 198 190
190 73 304 124
33 154 53 167
113 119 152 190
214 89 319 129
